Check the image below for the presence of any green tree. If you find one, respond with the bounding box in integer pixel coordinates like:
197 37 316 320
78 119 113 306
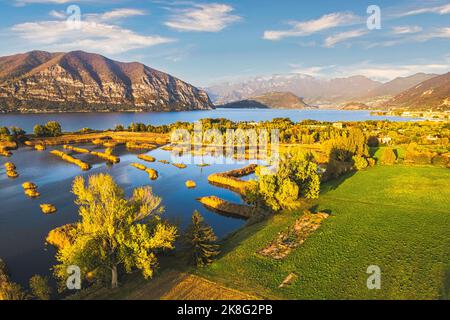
45 121 62 137
54 174 177 288
33 125 47 137
254 152 320 212
0 127 10 136
29 275 52 300
185 211 220 267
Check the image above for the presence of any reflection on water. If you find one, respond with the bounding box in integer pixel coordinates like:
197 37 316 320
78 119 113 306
0 109 420 133
0 145 249 287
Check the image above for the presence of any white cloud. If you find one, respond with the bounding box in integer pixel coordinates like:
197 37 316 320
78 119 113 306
324 29 367 48
392 26 423 34
263 12 360 41
85 8 147 22
49 10 67 19
416 27 450 41
400 3 450 17
164 3 241 32
10 20 174 55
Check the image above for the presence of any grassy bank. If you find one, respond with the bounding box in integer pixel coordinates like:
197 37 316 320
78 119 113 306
198 165 450 300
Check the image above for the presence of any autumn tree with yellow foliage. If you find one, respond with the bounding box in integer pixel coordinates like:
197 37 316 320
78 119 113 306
54 174 177 289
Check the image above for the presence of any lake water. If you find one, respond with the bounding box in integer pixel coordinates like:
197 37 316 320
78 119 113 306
0 109 421 289
0 109 419 133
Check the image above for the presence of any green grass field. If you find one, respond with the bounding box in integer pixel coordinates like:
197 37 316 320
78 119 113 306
199 165 450 300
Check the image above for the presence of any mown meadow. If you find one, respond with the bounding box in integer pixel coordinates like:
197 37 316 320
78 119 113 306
199 165 450 300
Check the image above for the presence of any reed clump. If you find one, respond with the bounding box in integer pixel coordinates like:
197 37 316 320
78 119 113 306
138 154 156 163
161 145 174 151
22 182 40 198
92 139 104 145
50 150 91 171
34 144 46 151
197 196 255 219
0 149 12 157
40 204 57 215
158 160 170 165
126 142 158 150
4 162 18 178
103 141 118 148
172 163 187 169
46 224 76 250
207 164 257 195
186 180 197 189
130 163 159 180
91 151 120 164
63 145 90 153
145 168 159 180
130 163 147 170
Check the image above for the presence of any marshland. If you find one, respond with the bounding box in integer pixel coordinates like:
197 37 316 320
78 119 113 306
1 111 449 300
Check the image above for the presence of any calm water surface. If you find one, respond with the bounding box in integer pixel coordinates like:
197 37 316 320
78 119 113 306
0 109 420 133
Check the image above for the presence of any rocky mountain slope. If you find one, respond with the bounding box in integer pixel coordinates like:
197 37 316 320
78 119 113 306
365 73 438 98
218 92 311 109
385 72 450 111
207 74 382 105
207 72 442 108
0 50 213 113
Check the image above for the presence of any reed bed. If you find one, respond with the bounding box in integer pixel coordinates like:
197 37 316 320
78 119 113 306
158 160 170 165
207 164 257 195
46 224 76 249
22 182 40 198
0 149 12 157
50 150 91 171
197 196 255 219
130 163 159 180
63 145 120 163
126 142 158 150
186 180 197 188
137 154 156 163
197 163 211 167
4 162 18 178
34 144 46 151
90 151 120 164
172 163 187 169
63 145 90 153
103 141 118 148
40 204 57 215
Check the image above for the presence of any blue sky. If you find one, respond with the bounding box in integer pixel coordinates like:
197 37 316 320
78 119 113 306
0 0 449 86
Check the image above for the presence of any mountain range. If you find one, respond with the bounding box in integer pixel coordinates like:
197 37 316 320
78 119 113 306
206 72 448 110
385 72 450 111
0 50 213 113
0 50 448 113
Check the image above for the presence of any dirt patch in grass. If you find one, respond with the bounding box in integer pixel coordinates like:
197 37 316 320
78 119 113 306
259 211 329 260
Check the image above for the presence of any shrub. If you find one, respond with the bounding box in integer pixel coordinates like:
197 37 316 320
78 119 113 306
380 148 397 165
352 155 368 171
29 275 52 300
